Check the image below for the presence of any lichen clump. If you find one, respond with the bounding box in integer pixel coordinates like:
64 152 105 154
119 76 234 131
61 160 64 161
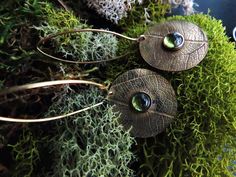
85 0 143 24
170 0 199 15
45 88 135 176
36 3 118 62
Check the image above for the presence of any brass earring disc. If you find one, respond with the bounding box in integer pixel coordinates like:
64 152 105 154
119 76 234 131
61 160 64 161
107 68 177 138
139 20 208 71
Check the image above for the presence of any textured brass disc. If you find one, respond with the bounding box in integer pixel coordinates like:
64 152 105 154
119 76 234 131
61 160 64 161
139 20 208 71
107 68 177 138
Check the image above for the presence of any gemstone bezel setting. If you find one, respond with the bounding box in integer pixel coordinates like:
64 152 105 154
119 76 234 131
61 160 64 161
163 32 185 51
130 92 152 113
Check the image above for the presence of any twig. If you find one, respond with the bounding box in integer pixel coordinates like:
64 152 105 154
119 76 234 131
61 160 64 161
57 0 69 11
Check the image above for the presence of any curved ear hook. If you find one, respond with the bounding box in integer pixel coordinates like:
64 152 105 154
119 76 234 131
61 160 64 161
0 80 107 123
37 29 144 64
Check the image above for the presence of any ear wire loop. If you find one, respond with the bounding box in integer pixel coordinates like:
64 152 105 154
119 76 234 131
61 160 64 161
37 29 144 64
233 26 236 42
0 80 107 123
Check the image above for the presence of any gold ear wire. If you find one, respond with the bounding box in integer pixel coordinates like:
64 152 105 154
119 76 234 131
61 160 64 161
0 80 107 95
0 102 104 123
37 28 141 64
0 80 107 123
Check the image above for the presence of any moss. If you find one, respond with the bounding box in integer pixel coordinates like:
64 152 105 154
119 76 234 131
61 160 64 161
44 88 135 176
0 0 47 61
119 0 170 28
132 14 236 177
8 129 40 177
36 3 118 62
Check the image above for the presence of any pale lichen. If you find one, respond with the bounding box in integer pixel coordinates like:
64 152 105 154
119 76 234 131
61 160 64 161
84 0 143 23
45 88 135 176
170 0 198 15
35 3 118 62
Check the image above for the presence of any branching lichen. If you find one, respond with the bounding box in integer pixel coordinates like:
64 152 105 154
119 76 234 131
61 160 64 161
35 3 118 62
170 0 199 15
84 0 143 24
44 88 135 176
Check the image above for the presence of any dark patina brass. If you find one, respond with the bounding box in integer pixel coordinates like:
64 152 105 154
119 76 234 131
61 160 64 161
139 20 208 71
107 68 177 138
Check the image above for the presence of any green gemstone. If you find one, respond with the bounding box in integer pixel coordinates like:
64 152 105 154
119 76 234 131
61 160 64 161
163 32 184 50
131 92 151 112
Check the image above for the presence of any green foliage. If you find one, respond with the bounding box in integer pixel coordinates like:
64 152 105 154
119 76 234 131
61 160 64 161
44 88 135 176
119 0 170 28
36 3 118 62
0 0 50 81
134 14 236 177
20 0 47 18
0 0 46 59
9 129 40 177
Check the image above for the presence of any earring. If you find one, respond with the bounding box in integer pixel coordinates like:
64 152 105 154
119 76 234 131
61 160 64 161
37 20 208 71
107 68 177 138
139 20 208 71
0 68 177 138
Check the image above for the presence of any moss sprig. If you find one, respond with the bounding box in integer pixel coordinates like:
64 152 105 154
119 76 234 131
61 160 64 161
8 128 40 177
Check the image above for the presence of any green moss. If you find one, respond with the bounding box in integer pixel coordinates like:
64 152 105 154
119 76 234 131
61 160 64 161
0 0 47 61
9 129 40 177
44 88 135 176
119 0 170 28
133 14 236 177
36 3 118 62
